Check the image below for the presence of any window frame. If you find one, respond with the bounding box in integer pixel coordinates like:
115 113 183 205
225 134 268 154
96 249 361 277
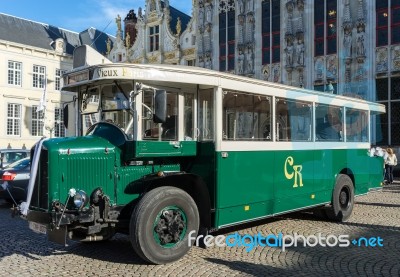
54 107 66 137
33 65 46 89
55 69 66 91
8 60 22 86
7 103 22 136
149 25 160 52
31 106 44 137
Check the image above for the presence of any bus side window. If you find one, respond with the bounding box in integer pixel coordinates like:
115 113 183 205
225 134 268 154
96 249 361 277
199 88 214 141
222 91 271 141
315 104 343 142
276 98 312 142
184 92 195 140
276 99 290 141
346 108 368 142
142 90 178 141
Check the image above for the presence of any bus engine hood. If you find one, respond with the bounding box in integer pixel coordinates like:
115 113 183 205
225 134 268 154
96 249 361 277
28 136 118 212
42 136 118 156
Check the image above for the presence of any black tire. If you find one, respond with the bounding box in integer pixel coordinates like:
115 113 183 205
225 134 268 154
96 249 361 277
130 186 199 264
326 174 354 222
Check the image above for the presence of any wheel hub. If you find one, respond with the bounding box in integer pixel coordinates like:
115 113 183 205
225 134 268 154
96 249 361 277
339 189 349 208
154 207 187 247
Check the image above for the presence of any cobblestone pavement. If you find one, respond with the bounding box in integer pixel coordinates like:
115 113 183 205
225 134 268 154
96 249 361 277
1 182 399 277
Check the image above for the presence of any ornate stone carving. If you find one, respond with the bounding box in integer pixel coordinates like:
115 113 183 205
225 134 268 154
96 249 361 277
392 45 400 71
376 47 388 73
238 47 245 75
205 4 213 23
272 64 281 83
246 45 254 74
147 54 159 63
198 7 204 28
297 0 304 11
285 40 294 69
343 29 352 59
238 0 245 14
296 39 305 67
164 51 176 60
132 58 142 64
262 64 270 81
326 55 337 81
198 54 205 68
246 13 255 44
356 33 365 58
247 0 254 13
55 38 65 54
314 57 324 81
204 52 212 69
183 48 195 56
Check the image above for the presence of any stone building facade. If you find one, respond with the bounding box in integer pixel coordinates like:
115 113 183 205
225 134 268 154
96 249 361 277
111 0 400 147
194 0 400 147
108 0 197 66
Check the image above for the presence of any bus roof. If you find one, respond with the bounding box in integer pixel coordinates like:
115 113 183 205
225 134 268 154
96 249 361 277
63 62 385 114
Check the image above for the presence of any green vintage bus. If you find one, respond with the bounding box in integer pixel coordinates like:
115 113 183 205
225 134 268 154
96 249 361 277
21 46 384 264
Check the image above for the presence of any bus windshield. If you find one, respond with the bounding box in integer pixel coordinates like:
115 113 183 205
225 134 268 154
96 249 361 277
80 82 134 137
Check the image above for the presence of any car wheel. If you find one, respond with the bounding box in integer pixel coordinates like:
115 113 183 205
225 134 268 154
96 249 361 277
326 174 354 222
129 186 199 264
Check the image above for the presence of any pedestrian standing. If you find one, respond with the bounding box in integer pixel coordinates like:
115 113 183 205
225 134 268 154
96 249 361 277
385 148 397 184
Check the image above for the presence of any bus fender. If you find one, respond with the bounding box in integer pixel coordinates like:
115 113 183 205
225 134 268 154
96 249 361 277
125 172 211 229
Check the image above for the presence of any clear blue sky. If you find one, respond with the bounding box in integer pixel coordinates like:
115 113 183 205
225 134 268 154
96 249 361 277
1 0 192 36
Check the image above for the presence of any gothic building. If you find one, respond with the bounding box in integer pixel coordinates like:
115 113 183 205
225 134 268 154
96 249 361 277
194 0 400 147
108 0 197 66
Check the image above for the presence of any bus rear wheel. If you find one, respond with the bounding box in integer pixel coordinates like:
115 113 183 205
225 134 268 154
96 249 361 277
326 174 354 222
129 186 199 264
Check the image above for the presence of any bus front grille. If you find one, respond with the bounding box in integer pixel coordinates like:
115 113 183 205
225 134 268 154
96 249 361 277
31 149 49 210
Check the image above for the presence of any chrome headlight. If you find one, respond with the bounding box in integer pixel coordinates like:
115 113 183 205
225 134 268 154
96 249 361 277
73 190 88 209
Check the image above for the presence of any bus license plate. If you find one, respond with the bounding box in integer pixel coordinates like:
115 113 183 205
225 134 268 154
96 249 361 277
29 222 47 235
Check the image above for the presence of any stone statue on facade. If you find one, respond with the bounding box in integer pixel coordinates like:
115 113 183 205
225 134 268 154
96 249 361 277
238 49 245 74
238 0 245 14
246 46 254 73
343 30 352 58
106 37 111 54
247 0 254 12
176 17 182 36
285 42 294 67
116 15 122 32
205 56 212 69
356 34 365 56
125 32 130 48
296 40 305 66
198 8 204 26
206 4 212 23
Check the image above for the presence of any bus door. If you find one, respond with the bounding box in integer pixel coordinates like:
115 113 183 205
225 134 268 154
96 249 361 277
273 98 316 214
314 104 345 202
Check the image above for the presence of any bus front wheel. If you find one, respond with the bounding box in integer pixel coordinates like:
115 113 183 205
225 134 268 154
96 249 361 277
129 186 199 264
326 174 354 222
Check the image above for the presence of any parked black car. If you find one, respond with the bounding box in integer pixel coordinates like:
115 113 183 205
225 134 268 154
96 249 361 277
0 149 30 169
0 157 30 203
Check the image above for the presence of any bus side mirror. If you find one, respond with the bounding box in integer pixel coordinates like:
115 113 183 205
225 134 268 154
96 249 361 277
63 105 69 129
154 89 166 123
